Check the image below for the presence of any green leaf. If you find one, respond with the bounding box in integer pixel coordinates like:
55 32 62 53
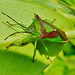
44 56 75 75
0 0 74 75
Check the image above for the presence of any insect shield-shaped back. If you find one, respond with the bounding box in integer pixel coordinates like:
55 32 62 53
26 13 68 42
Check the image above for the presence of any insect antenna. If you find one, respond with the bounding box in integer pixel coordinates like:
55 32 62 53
4 31 30 40
1 12 27 28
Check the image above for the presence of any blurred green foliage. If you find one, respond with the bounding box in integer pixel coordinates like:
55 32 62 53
63 41 75 56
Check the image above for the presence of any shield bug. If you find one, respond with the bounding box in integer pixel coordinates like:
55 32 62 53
1 12 68 62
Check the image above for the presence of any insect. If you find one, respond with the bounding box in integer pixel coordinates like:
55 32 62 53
1 12 68 62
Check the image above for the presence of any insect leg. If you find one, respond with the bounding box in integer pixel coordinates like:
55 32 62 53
6 21 24 27
1 12 27 28
33 41 37 62
6 43 12 48
41 40 48 52
48 56 52 62
41 40 52 62
6 21 19 26
6 21 12 26
45 55 52 62
52 19 56 23
6 21 25 30
6 35 32 48
21 35 32 42
2 21 17 31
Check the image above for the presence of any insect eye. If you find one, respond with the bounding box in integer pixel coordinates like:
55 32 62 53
36 15 38 17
